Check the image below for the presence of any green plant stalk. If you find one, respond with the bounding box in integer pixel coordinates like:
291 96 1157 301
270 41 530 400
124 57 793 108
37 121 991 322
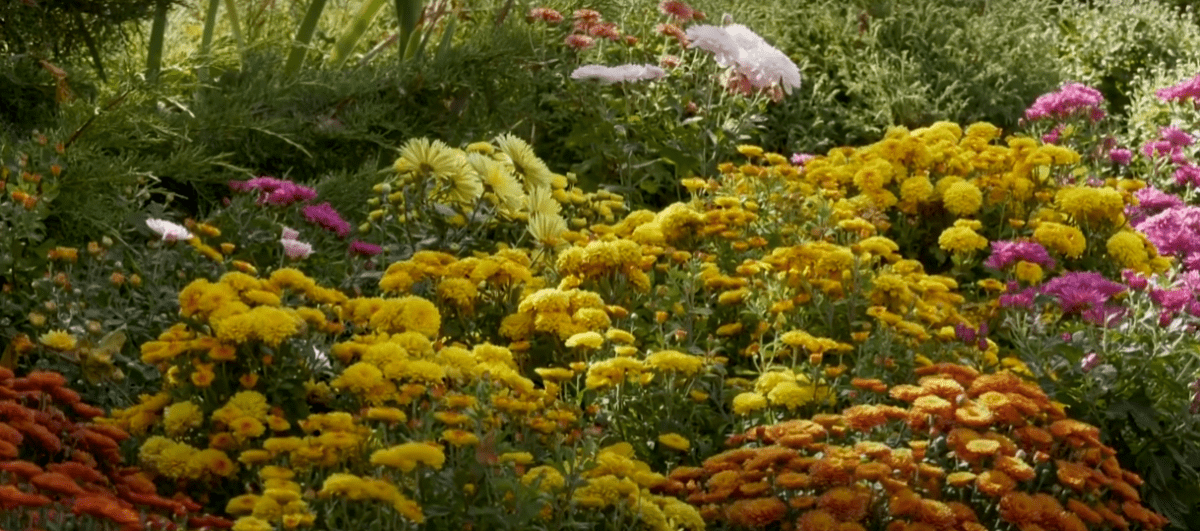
145 0 170 82
72 10 107 82
222 0 245 53
283 0 329 78
328 0 390 69
395 0 424 61
198 0 221 81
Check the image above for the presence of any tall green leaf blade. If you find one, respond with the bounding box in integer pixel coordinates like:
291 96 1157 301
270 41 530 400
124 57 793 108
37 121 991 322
145 0 170 81
328 0 389 69
434 15 456 63
395 0 424 60
283 0 329 78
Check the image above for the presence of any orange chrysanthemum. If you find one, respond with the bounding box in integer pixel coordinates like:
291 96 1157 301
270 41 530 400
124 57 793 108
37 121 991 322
31 471 86 496
976 470 1017 497
725 497 788 528
818 486 871 522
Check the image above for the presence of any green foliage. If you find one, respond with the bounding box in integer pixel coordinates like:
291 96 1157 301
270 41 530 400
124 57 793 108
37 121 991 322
1057 0 1200 117
733 0 1064 154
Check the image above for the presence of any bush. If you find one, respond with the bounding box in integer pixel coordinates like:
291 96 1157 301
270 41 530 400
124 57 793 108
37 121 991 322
732 0 1064 154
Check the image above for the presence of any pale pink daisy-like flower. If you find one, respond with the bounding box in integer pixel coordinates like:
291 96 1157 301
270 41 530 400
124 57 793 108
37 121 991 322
146 218 194 242
588 21 621 41
659 0 694 21
656 23 689 47
573 9 602 24
571 64 666 84
685 23 801 94
281 226 300 240
280 238 313 260
526 7 563 24
564 34 595 50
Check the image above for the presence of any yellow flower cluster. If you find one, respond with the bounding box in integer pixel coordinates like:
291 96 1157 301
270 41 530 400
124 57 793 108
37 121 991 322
938 219 988 254
138 435 236 480
1055 186 1125 226
733 369 831 412
317 473 424 523
370 442 446 472
567 443 705 531
556 238 652 292
227 467 317 529
501 287 611 342
378 249 533 297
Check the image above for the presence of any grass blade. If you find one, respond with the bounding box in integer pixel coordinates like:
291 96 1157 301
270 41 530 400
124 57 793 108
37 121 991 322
283 0 328 78
328 0 389 69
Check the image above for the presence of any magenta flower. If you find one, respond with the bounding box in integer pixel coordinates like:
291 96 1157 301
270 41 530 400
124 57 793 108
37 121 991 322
302 202 352 238
229 177 318 207
1134 205 1200 269
1162 126 1194 147
1080 353 1101 373
791 153 815 166
1157 73 1200 103
1023 83 1105 122
349 240 383 257
1108 148 1132 165
983 240 1056 271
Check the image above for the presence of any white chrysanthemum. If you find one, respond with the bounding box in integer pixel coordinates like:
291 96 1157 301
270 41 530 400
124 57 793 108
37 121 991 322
495 134 553 190
571 63 667 84
526 186 561 217
146 218 194 242
528 213 568 245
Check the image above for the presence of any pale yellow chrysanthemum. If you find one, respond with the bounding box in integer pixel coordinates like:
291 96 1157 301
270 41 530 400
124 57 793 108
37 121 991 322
393 138 464 183
496 133 553 189
528 213 568 245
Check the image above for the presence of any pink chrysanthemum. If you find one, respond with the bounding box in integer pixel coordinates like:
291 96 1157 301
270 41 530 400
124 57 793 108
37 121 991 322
659 0 694 21
301 202 351 238
349 241 383 257
280 238 313 260
564 34 595 50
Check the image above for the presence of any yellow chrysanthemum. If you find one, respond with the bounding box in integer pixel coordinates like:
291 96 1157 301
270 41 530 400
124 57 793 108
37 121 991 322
938 226 988 253
732 392 769 415
565 331 605 349
496 133 552 189
644 350 705 376
942 181 983 216
1033 222 1087 259
163 401 204 436
1106 231 1149 270
38 329 77 351
657 432 690 451
370 442 446 472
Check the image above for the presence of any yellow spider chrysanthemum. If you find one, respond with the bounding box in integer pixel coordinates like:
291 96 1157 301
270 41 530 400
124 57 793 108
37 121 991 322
393 138 465 184
496 133 553 189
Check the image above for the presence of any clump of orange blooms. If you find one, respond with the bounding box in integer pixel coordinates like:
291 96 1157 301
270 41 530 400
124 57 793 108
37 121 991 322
661 363 1168 531
0 367 229 531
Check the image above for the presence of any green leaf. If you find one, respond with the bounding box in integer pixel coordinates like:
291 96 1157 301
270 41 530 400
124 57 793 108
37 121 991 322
328 0 390 69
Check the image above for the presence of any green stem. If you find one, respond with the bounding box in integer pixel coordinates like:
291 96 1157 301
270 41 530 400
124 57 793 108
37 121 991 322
145 0 170 82
283 0 329 78
198 0 221 81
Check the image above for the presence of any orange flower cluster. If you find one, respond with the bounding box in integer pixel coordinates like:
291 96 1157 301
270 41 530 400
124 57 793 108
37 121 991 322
0 367 231 530
661 363 1169 530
